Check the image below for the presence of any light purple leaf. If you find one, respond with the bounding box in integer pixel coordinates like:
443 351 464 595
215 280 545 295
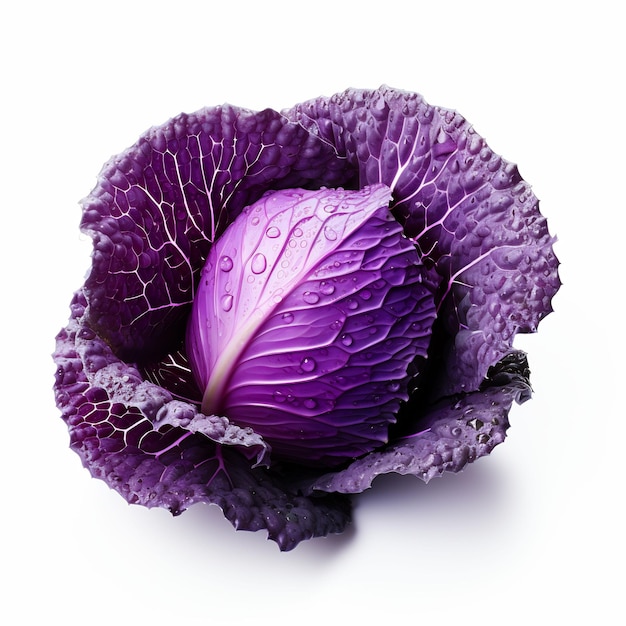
186 184 438 465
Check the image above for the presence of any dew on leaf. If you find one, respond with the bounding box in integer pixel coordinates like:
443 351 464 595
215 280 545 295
324 226 338 241
273 390 287 403
301 357 316 372
219 256 233 272
251 253 267 274
319 281 335 296
303 291 320 304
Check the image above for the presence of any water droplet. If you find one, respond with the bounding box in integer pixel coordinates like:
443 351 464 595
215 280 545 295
329 319 343 331
340 333 353 346
221 294 233 312
219 256 233 272
451 426 462 437
466 417 484 430
303 291 320 304
282 312 294 324
360 289 372 301
251 216 260 226
347 299 359 310
387 381 400 392
293 227 303 237
304 398 317 409
324 226 338 240
273 390 287 403
251 253 267 274
301 357 316 372
266 226 281 238
319 281 335 296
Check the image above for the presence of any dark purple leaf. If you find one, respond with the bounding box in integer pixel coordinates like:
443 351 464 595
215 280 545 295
284 86 560 395
307 351 532 493
80 105 354 362
54 291 350 550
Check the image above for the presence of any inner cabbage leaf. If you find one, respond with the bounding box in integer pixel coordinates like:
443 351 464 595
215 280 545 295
186 184 437 466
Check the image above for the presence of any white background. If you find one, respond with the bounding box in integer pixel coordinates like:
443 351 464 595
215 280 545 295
2 1 623 624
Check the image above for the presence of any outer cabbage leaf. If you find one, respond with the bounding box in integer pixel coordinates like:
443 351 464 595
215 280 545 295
53 291 351 551
79 104 355 363
284 87 560 396
186 184 437 466
307 351 531 493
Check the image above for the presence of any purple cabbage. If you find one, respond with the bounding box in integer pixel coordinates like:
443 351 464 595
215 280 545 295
53 86 560 550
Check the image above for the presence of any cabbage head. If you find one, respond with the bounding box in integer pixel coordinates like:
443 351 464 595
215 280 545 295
53 86 560 550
